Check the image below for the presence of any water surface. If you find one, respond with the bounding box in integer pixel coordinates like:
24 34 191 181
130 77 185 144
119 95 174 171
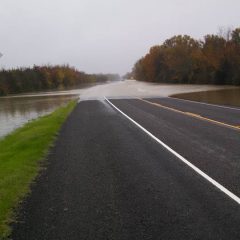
1 81 238 138
172 88 240 108
0 94 79 138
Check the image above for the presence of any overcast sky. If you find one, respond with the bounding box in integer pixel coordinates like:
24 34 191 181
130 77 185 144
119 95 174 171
1 0 240 75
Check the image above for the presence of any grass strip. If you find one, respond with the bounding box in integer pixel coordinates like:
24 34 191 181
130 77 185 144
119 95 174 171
0 100 77 239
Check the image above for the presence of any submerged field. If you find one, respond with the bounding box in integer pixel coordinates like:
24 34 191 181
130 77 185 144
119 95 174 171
0 100 77 238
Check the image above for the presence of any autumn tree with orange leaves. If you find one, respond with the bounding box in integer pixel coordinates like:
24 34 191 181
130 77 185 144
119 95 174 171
133 28 240 85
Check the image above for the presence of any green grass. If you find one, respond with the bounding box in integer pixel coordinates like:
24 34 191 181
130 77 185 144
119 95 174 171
0 100 77 239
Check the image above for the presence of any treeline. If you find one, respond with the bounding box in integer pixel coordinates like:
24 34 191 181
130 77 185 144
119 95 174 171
0 65 120 96
132 28 240 85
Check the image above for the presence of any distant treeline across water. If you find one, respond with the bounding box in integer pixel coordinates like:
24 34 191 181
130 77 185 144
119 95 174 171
130 28 240 85
0 65 120 96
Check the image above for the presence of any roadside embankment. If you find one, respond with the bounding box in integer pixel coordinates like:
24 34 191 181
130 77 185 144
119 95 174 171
0 100 77 239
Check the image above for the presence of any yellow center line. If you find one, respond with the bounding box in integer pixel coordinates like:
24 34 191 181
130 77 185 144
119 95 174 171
138 98 240 131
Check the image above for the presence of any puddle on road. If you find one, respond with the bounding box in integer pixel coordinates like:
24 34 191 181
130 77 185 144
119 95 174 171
171 88 240 108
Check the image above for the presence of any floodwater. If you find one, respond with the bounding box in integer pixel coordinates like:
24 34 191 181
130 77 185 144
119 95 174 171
0 94 79 138
172 88 240 108
0 80 238 138
78 80 235 100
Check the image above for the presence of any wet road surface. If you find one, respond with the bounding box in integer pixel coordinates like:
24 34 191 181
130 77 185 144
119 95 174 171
11 97 240 240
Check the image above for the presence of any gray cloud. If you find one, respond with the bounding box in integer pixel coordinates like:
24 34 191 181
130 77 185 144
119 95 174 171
1 0 240 74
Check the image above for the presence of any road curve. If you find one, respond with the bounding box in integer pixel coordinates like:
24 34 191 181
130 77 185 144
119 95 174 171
11 98 240 240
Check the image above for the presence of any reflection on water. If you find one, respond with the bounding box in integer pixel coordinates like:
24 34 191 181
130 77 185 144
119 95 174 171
1 81 239 138
0 94 78 138
0 82 105 139
172 88 240 108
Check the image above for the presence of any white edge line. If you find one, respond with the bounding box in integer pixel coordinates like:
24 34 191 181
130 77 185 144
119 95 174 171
104 96 240 205
168 96 240 111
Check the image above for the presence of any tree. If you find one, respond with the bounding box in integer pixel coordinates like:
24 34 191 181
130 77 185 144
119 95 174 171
231 28 240 44
131 28 240 86
0 65 119 96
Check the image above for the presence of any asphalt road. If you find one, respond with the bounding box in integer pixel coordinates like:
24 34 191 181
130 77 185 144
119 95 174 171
146 97 240 126
11 98 240 239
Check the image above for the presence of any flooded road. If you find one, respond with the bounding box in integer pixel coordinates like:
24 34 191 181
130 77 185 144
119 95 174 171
0 80 238 138
79 80 234 100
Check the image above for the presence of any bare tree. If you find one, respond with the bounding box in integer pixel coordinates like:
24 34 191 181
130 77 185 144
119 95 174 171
218 26 233 41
